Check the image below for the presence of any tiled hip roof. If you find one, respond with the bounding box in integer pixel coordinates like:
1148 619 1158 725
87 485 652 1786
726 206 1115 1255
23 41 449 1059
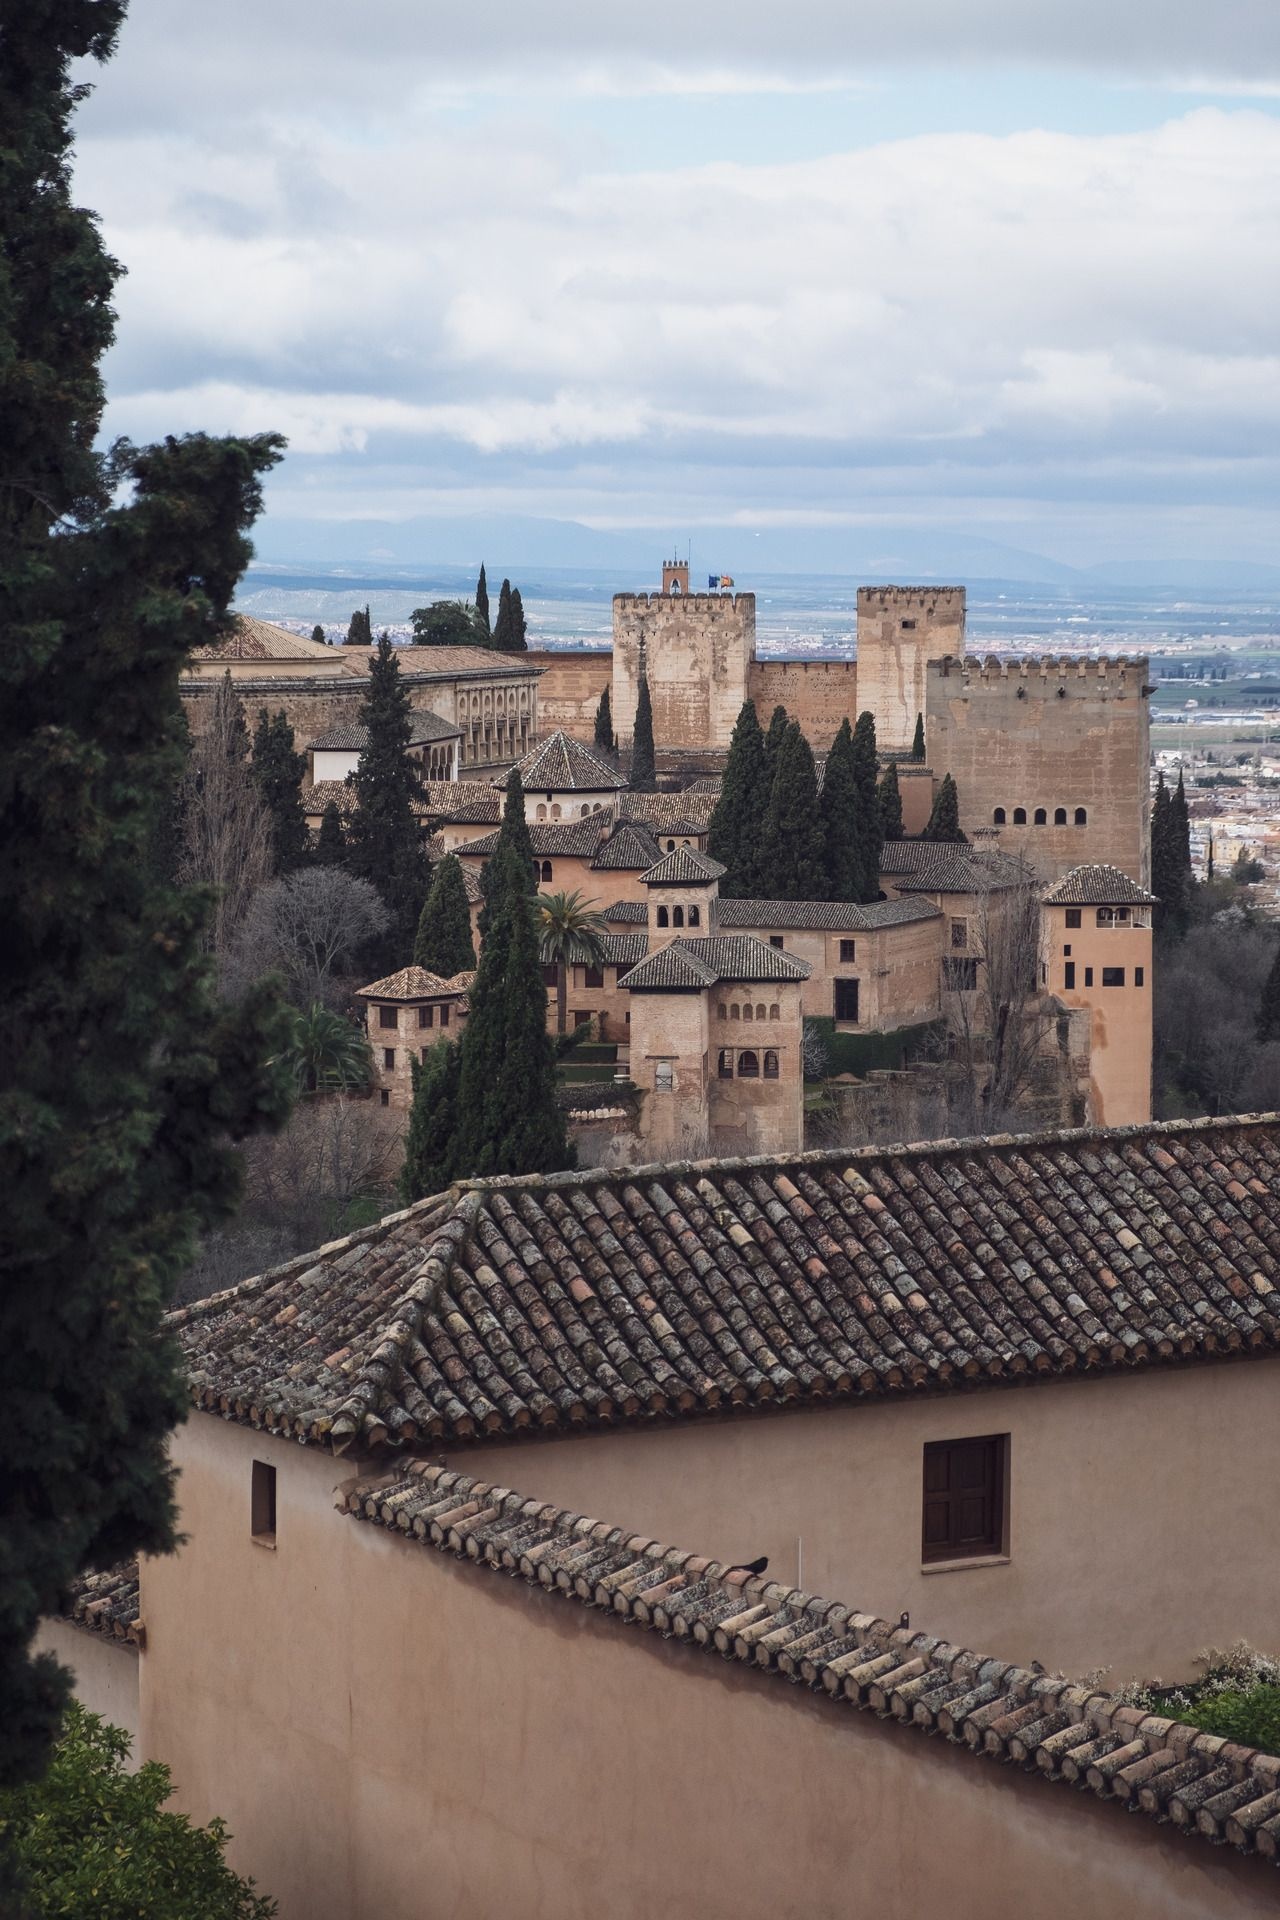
58 1563 142 1648
172 1115 1280 1454
342 1463 1280 1869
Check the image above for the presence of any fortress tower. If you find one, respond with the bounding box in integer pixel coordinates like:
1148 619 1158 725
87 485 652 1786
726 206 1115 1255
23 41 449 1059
613 559 754 755
856 587 966 752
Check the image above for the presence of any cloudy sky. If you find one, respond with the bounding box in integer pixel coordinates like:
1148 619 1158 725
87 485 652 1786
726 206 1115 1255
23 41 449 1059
73 0 1280 574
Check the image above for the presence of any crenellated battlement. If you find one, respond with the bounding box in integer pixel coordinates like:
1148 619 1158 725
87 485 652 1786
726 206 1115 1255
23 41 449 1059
613 591 755 612
932 653 1148 688
858 586 965 606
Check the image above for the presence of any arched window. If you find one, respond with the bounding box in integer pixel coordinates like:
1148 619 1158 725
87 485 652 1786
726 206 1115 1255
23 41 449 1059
738 1049 759 1078
657 906 669 927
1054 807 1067 826
1033 807 1047 826
1013 807 1027 826
718 1049 734 1079
730 1003 740 1020
1074 806 1087 826
742 1003 753 1021
581 803 591 818
769 1003 780 1020
764 1051 779 1079
667 839 676 852
536 804 547 821
993 808 1006 825
672 905 684 928
551 803 561 820
755 1002 766 1021
688 905 701 926
717 1004 727 1020
541 861 553 883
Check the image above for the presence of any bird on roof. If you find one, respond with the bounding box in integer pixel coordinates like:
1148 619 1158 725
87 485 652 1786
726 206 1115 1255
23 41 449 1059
724 1555 769 1578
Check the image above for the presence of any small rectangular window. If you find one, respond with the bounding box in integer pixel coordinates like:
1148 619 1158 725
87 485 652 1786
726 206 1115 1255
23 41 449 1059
834 979 860 1021
378 1005 398 1029
1084 966 1094 987
1102 966 1125 987
418 1005 434 1028
1065 909 1082 929
380 1089 390 1108
922 1435 1006 1564
573 1010 591 1028
949 919 968 952
655 1059 674 1089
1135 966 1145 987
383 1047 395 1070
769 935 784 950
1064 961 1076 989
1063 944 1071 957
439 1005 449 1027
901 617 917 630
584 966 605 989
251 1460 277 1547
839 938 856 963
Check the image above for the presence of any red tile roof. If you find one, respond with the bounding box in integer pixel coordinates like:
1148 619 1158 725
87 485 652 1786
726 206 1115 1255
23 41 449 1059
342 1461 1280 1868
356 967 475 1001
1044 865 1158 906
639 846 726 886
511 731 626 792
172 1114 1280 1455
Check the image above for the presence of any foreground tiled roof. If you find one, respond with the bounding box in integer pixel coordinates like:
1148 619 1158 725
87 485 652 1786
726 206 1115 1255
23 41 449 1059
59 1564 142 1647
1044 865 1159 907
512 731 626 792
616 941 719 989
620 934 810 989
173 1114 1280 1455
640 846 726 886
716 897 941 932
342 1462 1280 1867
356 967 475 1000
463 818 605 859
589 822 663 871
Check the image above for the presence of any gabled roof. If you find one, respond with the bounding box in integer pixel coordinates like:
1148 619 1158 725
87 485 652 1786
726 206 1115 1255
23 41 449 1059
343 1461 1280 1870
309 712 462 752
191 616 336 662
172 1113 1280 1454
640 846 726 886
424 780 505 822
509 731 626 793
615 941 720 989
356 967 475 1001
1044 866 1158 907
590 821 664 871
463 818 605 859
716 897 941 932
621 934 809 989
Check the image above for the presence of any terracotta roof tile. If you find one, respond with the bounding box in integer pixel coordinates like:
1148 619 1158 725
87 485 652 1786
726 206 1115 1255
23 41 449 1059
600 933 650 966
621 934 809 989
464 818 605 858
510 731 626 792
616 940 720 989
881 844 1030 893
342 1462 1280 1870
304 779 433 818
191 616 337 662
716 897 940 931
640 847 726 886
590 822 664 871
356 967 475 1000
308 713 462 751
1044 865 1158 906
59 1563 142 1647
605 900 648 924
617 792 718 832
171 1113 1280 1454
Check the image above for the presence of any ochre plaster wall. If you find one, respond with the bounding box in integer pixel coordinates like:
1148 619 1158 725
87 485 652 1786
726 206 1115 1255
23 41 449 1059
1043 907 1153 1125
140 1415 1274 1920
523 649 611 737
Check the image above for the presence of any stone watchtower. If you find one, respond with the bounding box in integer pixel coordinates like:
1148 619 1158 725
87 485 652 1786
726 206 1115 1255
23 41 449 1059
856 586 966 753
612 559 755 756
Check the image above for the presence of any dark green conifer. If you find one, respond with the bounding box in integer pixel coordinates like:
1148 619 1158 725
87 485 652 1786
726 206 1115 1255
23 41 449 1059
413 854 476 975
708 700 767 897
877 760 904 841
311 623 325 645
852 711 883 897
757 721 824 899
480 770 536 931
0 4 293 1787
492 578 514 651
818 719 865 904
346 634 429 967
630 651 657 793
345 605 372 647
475 564 490 637
400 1039 463 1201
922 772 967 842
593 685 615 756
316 800 346 865
1152 771 1190 935
912 712 926 760
509 586 528 651
1258 938 1280 1043
251 708 310 873
763 704 789 782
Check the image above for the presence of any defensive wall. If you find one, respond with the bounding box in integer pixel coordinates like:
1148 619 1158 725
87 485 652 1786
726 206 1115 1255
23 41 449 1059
927 654 1151 886
747 656 858 744
856 586 966 751
612 591 754 752
524 648 611 736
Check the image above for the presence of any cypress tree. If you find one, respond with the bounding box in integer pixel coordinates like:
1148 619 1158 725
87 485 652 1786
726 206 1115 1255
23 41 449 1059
852 711 883 898
1152 771 1190 935
1259 938 1280 1043
509 586 528 651
877 760 904 841
345 605 372 648
346 633 429 967
311 623 326 646
480 770 536 931
492 578 514 651
453 837 573 1179
593 685 615 756
757 721 824 899
912 712 926 760
475 564 490 637
630 652 657 793
0 6 293 1787
763 704 789 784
413 853 476 975
251 708 310 874
1172 770 1193 884
922 773 967 842
316 800 346 865
818 719 866 904
708 700 767 897
400 1039 464 1202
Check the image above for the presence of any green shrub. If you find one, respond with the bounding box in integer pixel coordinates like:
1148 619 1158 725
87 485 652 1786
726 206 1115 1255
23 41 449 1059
1175 1685 1280 1755
803 1017 941 1081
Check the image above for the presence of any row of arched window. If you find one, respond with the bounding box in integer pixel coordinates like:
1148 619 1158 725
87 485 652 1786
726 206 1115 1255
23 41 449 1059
718 1002 781 1021
534 801 607 820
993 806 1087 827
655 904 702 927
718 1049 779 1079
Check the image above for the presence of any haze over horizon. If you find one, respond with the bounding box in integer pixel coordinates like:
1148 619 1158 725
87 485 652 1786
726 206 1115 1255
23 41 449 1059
73 1 1280 580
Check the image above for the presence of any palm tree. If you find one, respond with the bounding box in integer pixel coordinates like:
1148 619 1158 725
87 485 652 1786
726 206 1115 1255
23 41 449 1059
536 890 609 1036
288 1003 373 1094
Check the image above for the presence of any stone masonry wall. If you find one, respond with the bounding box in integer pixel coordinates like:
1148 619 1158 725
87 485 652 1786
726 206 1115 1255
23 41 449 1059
747 658 858 746
612 592 754 753
856 586 966 752
523 649 611 738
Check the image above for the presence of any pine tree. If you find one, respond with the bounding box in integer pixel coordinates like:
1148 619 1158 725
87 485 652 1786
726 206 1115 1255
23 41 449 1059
251 708 310 874
818 719 865 904
413 854 476 975
492 578 514 651
345 605 372 648
912 712 926 760
630 650 657 793
708 700 767 897
877 760 904 841
757 721 824 899
593 685 615 757
453 835 574 1179
316 800 346 865
1 5 293 1788
852 711 883 899
345 634 429 968
475 564 490 638
1259 938 1280 1043
509 586 528 651
400 1039 464 1202
922 773 967 842
311 623 326 646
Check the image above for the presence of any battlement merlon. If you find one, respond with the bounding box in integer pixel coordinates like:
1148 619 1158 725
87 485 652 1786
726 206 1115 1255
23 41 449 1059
931 653 1150 685
857 586 966 605
612 592 757 612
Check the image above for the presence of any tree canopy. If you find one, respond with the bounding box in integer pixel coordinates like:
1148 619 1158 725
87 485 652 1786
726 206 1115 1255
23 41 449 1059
707 699 767 897
474 564 490 637
851 711 883 898
922 772 966 842
877 759 904 841
315 800 345 865
492 577 514 651
630 653 657 792
593 684 615 757
818 718 866 904
756 720 824 899
344 633 429 970
413 853 477 976
508 586 528 651
537 888 608 1035
251 708 310 875
911 712 926 760
344 606 372 648
410 600 481 647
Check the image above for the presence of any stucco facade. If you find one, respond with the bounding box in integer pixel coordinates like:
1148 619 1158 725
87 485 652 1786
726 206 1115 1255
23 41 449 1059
857 585 967 751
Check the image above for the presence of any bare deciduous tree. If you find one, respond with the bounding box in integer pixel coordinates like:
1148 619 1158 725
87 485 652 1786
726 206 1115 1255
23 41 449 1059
180 673 272 963
227 867 389 1008
942 864 1054 1133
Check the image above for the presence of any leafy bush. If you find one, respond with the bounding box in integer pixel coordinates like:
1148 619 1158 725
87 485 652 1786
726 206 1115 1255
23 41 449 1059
0 1704 275 1917
1176 1686 1280 1754
803 1017 941 1081
1105 1642 1280 1758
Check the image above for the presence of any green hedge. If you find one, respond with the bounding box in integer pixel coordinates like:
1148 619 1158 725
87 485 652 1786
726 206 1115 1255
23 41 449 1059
805 1017 941 1081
